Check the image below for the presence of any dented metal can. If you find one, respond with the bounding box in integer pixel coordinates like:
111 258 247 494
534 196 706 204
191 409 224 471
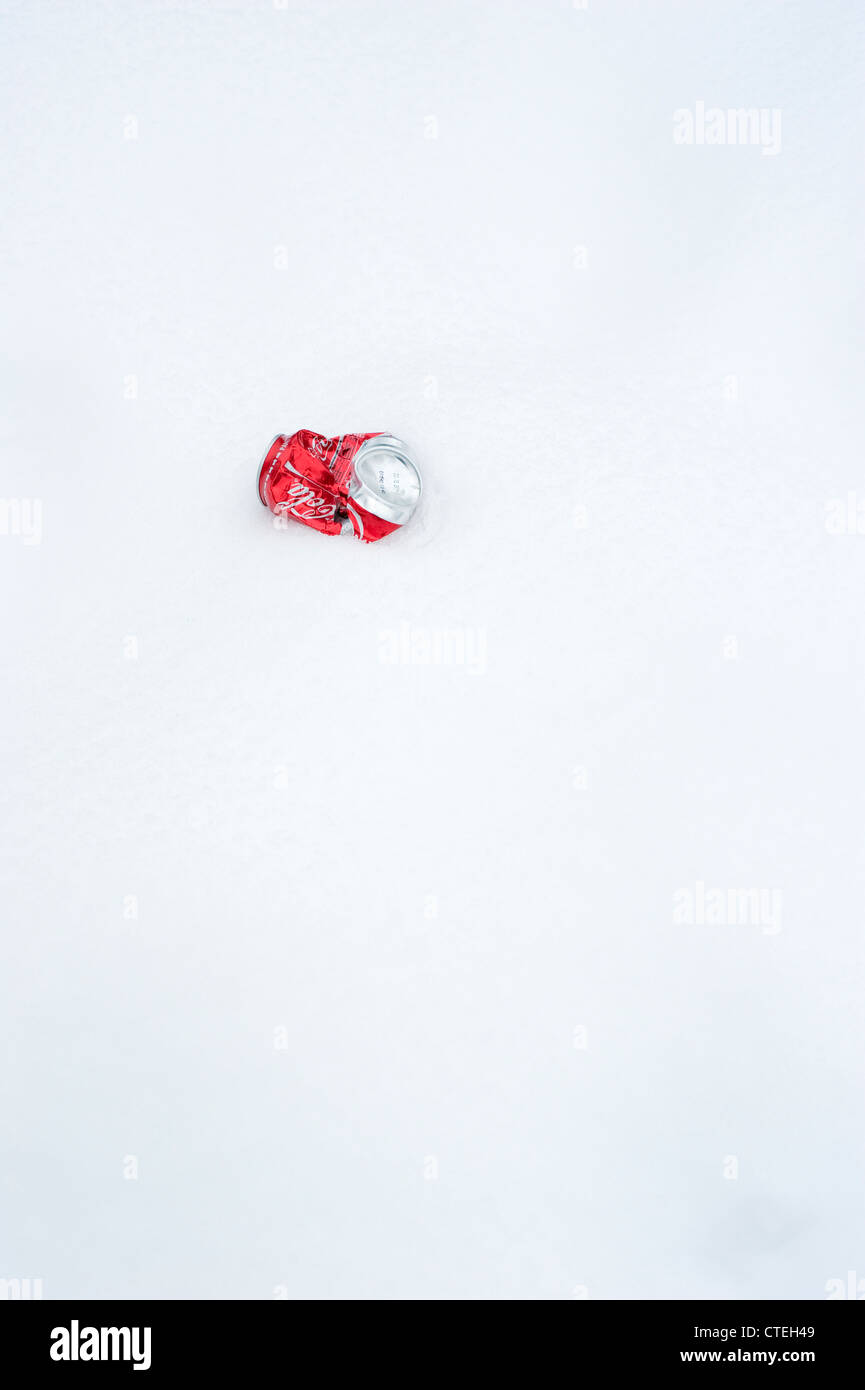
258 430 421 543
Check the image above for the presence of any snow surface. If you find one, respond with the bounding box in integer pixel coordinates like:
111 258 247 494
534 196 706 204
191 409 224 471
1 0 864 1299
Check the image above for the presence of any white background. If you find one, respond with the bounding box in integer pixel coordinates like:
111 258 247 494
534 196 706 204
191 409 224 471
2 0 864 1300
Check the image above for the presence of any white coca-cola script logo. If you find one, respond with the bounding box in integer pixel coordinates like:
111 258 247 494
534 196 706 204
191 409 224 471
277 481 336 523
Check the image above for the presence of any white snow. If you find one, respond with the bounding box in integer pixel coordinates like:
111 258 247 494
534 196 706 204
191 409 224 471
1 0 863 1299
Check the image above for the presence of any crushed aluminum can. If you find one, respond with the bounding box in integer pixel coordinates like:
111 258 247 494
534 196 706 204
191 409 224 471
258 430 422 543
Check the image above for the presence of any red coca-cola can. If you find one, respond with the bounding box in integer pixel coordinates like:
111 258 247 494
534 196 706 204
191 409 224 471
258 430 422 543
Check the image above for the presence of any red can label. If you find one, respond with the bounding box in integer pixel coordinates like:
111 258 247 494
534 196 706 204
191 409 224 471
258 431 408 543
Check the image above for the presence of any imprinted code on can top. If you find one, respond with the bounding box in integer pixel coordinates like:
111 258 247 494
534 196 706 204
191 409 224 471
258 430 422 543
